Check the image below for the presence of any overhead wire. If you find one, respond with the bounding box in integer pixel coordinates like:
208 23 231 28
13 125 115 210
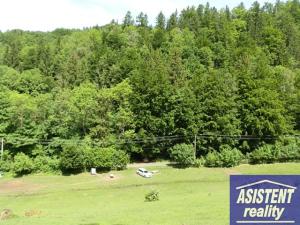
2 134 299 146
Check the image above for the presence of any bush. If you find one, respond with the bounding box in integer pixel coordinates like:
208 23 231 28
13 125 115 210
219 146 244 167
168 144 195 167
34 156 60 173
12 153 34 176
249 145 278 164
112 150 130 170
92 147 115 170
193 157 205 168
60 144 85 172
145 190 159 202
204 147 244 167
82 145 95 170
92 147 129 171
0 151 13 172
59 139 130 173
204 151 222 167
0 160 12 172
277 142 300 162
249 143 300 164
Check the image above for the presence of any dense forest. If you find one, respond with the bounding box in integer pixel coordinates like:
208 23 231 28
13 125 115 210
0 1 300 174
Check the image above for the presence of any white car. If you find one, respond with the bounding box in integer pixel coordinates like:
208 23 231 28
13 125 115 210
136 168 153 178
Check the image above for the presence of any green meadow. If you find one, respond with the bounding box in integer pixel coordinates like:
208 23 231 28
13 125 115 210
1 163 300 225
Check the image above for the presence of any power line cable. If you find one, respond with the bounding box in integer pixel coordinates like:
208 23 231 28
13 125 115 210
4 133 297 146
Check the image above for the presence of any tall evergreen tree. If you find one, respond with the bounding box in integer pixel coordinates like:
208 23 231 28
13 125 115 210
156 11 166 29
123 11 134 27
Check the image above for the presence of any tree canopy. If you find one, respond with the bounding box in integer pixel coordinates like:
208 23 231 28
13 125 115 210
0 1 299 166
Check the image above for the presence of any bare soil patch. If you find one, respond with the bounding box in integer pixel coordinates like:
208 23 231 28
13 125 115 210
224 168 242 175
0 180 43 194
0 209 13 220
101 173 122 182
24 209 42 217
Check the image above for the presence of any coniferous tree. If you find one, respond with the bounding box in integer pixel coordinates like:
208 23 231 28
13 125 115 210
156 11 166 29
123 11 134 27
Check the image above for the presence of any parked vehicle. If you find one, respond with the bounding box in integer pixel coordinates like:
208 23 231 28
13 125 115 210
136 168 153 178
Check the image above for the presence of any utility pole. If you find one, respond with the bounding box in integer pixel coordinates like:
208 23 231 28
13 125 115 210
1 138 3 161
194 134 197 159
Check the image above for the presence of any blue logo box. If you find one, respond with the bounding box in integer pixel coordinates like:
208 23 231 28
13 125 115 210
230 175 300 225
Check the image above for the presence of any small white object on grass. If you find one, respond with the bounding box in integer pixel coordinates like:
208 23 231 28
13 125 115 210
109 174 115 179
91 168 97 175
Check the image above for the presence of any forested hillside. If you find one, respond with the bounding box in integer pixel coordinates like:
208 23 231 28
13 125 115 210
0 1 299 173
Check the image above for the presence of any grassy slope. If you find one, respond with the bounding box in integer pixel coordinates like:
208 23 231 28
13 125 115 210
0 163 300 225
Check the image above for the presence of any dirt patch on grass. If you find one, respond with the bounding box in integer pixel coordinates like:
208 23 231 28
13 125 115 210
0 180 43 194
101 173 122 182
24 210 42 217
0 209 14 220
224 168 242 175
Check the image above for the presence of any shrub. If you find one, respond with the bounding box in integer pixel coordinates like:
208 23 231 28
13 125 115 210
249 142 300 164
277 142 300 162
204 147 244 167
145 190 159 202
249 145 278 164
168 143 195 167
34 156 60 173
204 151 222 167
92 147 115 170
0 151 13 172
0 160 12 172
59 141 130 173
219 146 244 167
112 150 130 170
12 153 34 176
60 144 85 172
92 147 129 171
193 157 205 168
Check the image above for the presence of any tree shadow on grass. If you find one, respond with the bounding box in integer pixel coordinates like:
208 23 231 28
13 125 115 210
61 169 82 176
166 163 189 169
61 167 112 176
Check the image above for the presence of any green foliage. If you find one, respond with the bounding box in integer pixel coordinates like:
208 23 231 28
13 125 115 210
192 71 241 152
249 145 279 164
204 151 222 167
204 147 244 167
12 152 34 176
249 142 300 164
168 144 195 167
218 146 244 167
237 53 293 141
1 163 300 225
59 140 129 173
111 150 130 170
33 156 60 173
0 151 13 172
91 147 129 171
145 190 159 202
123 11 135 27
193 157 205 168
0 1 300 168
68 82 99 136
0 160 12 172
277 142 300 162
60 143 85 172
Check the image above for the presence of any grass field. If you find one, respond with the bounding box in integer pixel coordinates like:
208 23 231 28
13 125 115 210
0 163 300 225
